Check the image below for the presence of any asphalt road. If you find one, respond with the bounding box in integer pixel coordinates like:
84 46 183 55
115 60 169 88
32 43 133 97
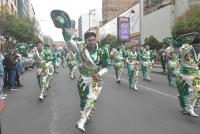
1 66 200 134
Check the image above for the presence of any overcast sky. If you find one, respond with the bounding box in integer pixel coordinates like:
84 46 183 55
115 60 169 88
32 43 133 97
31 0 102 41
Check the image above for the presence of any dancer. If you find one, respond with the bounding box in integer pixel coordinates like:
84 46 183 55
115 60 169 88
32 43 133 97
52 45 59 73
33 42 52 101
51 10 110 132
126 46 140 90
163 38 180 86
110 46 126 83
175 33 200 117
139 46 152 81
66 48 78 79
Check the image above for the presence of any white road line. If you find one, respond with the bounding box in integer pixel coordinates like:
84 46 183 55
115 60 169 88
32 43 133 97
108 75 178 100
137 84 177 100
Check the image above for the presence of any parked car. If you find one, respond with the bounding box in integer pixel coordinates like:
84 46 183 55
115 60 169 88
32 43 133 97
23 53 35 70
16 53 25 74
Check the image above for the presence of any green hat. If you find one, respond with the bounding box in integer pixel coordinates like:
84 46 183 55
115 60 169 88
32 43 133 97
174 32 199 48
51 10 71 29
163 37 173 49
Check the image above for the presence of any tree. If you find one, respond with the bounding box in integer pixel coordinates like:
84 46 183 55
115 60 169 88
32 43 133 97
0 5 40 44
144 36 161 50
100 34 121 47
172 5 200 38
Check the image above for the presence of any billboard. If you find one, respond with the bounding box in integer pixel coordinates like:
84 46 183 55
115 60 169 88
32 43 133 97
117 17 130 42
144 0 172 15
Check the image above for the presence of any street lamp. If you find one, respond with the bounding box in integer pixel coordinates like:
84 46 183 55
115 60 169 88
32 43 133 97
89 9 96 31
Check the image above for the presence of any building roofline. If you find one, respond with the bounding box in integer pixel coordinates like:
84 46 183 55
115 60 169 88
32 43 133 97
101 0 139 27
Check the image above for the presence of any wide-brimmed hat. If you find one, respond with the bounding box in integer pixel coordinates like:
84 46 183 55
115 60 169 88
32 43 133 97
51 10 71 29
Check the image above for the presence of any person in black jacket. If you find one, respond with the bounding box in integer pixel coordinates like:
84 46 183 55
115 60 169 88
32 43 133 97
6 49 18 91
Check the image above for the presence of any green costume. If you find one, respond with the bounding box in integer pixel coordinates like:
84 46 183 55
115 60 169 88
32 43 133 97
139 47 152 81
51 10 110 132
126 47 140 90
66 49 78 79
43 47 54 89
33 47 52 101
175 33 200 117
110 46 126 83
150 50 155 65
16 42 34 57
60 48 67 67
52 49 59 73
163 38 180 86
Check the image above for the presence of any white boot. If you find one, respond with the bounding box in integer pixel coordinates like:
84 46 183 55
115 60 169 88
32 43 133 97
134 81 138 91
76 118 86 133
189 108 199 117
38 93 44 101
134 84 138 91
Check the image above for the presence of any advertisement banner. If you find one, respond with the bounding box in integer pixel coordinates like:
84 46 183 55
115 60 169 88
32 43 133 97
117 17 130 42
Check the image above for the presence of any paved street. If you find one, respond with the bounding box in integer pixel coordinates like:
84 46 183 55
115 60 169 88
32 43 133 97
1 67 200 134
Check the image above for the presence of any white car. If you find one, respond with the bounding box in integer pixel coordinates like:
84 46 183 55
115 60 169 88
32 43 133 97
23 53 35 70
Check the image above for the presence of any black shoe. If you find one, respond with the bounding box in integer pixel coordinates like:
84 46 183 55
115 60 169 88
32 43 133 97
17 84 23 87
117 80 121 84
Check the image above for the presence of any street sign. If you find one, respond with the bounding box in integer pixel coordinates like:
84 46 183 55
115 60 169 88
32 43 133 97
117 17 130 42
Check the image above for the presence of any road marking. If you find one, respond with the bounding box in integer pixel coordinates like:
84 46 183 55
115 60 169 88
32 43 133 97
49 91 61 134
108 75 178 100
137 84 177 100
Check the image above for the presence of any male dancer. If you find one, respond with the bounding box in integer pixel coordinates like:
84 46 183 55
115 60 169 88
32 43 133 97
110 46 126 83
139 46 152 81
51 10 110 132
66 48 78 79
175 33 200 117
52 45 59 73
163 38 180 86
126 46 140 90
33 42 51 101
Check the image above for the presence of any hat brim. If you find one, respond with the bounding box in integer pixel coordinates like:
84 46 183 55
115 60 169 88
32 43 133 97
51 10 71 29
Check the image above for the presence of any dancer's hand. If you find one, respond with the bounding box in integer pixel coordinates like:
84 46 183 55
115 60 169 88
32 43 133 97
92 73 100 80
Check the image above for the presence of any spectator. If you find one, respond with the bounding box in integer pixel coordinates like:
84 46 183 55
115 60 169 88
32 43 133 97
0 45 4 134
3 52 9 88
15 54 23 87
0 94 3 134
0 46 7 99
6 49 18 91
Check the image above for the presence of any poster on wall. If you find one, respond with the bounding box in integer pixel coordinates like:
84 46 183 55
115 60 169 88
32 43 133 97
144 0 172 15
117 17 130 42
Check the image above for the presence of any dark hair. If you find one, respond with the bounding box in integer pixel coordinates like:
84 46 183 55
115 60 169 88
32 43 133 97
84 32 96 40
36 41 43 45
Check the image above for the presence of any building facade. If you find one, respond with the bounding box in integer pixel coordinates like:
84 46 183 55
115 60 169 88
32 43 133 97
140 0 200 44
0 0 18 16
102 0 135 22
100 2 140 47
29 4 35 20
18 0 30 18
43 35 53 48
78 9 101 41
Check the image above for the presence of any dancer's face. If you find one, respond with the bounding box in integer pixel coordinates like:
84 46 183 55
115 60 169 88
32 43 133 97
86 36 96 49
37 43 44 51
